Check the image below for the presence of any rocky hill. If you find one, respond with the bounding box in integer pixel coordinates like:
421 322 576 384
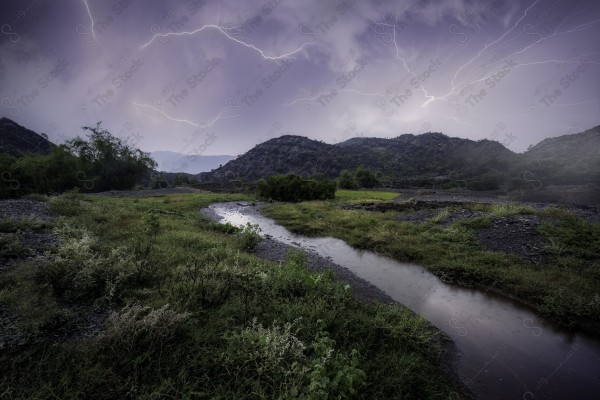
0 118 55 156
198 132 518 186
518 125 600 185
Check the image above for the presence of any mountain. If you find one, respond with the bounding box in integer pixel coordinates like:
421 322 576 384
198 132 518 186
0 117 55 156
150 151 236 174
518 125 600 185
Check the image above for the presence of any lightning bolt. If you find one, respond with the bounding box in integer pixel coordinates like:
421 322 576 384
134 102 200 127
82 0 97 43
448 0 541 93
140 24 314 62
133 101 240 129
420 10 600 108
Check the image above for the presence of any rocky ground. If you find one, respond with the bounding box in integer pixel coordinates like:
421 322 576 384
341 190 599 263
0 199 107 351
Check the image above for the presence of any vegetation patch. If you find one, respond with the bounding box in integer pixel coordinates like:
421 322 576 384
0 193 466 399
264 200 600 331
257 174 336 202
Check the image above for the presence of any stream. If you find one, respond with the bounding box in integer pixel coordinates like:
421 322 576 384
205 202 600 399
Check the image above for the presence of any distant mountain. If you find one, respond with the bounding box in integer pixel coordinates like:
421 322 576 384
0 117 55 156
198 132 518 186
150 151 235 174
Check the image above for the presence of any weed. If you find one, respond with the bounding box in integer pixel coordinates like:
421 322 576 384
239 222 261 251
430 207 451 223
0 232 26 258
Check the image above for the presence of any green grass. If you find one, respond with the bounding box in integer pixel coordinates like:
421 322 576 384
335 189 399 202
0 192 466 399
263 201 600 332
0 217 54 233
472 202 536 217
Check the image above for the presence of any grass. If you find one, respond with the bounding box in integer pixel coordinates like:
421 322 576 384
473 202 536 217
335 189 399 202
263 200 600 332
0 192 466 399
0 217 54 233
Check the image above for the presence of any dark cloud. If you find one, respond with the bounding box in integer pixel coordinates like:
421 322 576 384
1 0 599 155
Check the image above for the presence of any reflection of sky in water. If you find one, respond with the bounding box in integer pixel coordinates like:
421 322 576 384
210 204 600 400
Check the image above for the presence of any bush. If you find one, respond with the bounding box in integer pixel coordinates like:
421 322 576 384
338 170 358 189
354 166 379 188
223 318 365 398
239 222 261 251
257 174 336 202
35 224 144 303
66 122 156 192
0 123 156 198
96 304 190 364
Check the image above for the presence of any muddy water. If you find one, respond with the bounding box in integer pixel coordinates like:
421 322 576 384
207 203 600 400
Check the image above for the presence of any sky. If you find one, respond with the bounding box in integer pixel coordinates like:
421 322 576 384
1 0 599 159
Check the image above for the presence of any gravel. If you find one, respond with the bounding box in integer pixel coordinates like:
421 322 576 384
0 199 52 221
477 215 548 263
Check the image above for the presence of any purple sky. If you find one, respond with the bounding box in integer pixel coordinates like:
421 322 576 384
1 0 599 157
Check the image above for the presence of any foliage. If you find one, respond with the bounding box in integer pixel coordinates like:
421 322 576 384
335 189 399 202
0 192 466 399
337 166 379 189
338 170 358 189
354 166 379 188
0 231 26 258
239 222 261 251
65 122 157 192
0 123 156 197
264 200 600 331
257 174 336 202
173 173 196 186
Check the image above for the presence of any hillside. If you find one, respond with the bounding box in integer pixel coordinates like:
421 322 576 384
518 125 600 185
198 132 518 187
0 117 55 156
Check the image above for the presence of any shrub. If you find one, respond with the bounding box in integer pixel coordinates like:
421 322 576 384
66 122 157 192
96 303 190 362
257 174 336 202
239 222 261 251
338 170 358 189
36 225 142 303
354 166 379 188
223 319 365 398
144 212 160 236
0 232 26 258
